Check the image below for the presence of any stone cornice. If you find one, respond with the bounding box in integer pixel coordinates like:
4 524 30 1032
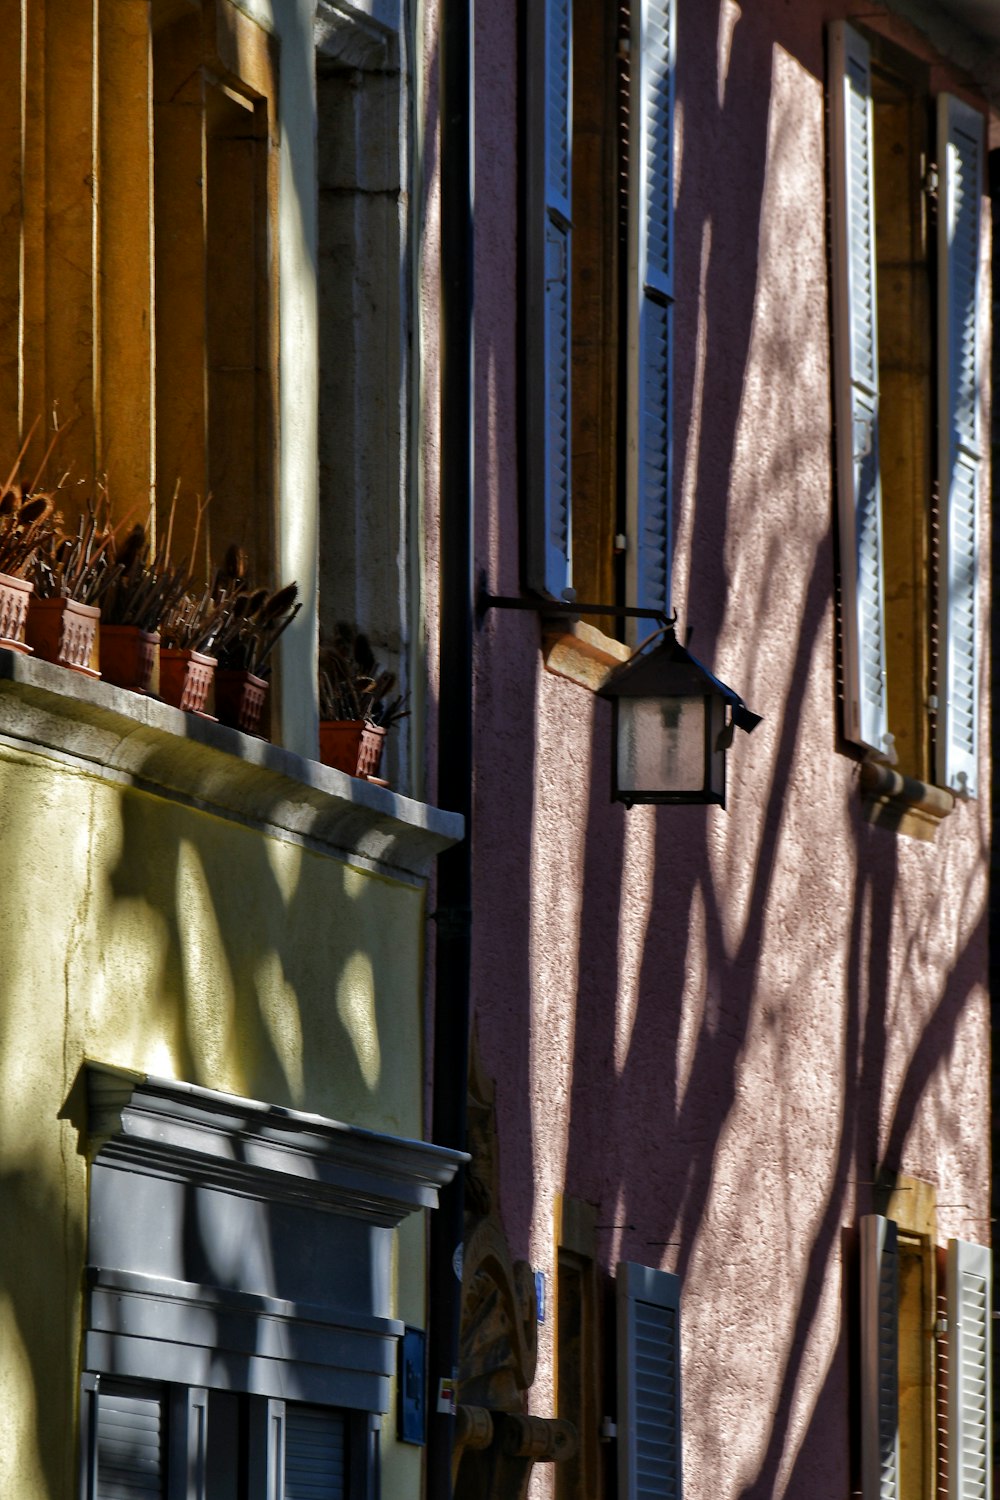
86 1063 467 1227
0 649 462 883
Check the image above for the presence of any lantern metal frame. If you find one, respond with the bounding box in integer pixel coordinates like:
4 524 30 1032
476 584 760 808
596 626 760 807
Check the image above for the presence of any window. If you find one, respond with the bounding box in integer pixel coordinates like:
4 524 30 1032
80 1380 358 1500
78 1066 462 1500
859 1215 992 1500
526 0 676 625
828 21 985 796
615 1262 682 1500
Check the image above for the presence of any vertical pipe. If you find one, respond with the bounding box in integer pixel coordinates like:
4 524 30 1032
426 0 474 1491
988 143 1000 1488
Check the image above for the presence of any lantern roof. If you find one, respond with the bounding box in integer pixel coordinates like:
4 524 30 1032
597 626 762 735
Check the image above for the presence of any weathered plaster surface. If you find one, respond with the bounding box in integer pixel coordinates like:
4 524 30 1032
0 719 430 1498
466 2 992 1498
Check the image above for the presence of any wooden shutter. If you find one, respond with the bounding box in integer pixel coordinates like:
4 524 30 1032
626 0 675 616
947 1238 992 1500
936 95 984 797
828 22 890 756
94 1385 166 1500
616 1262 682 1500
526 0 573 598
860 1215 899 1500
284 1407 348 1500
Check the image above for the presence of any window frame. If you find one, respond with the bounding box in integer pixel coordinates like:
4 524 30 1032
827 19 986 799
79 1376 371 1500
525 0 676 619
859 1213 993 1500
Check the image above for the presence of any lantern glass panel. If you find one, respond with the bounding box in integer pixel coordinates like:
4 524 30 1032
617 696 707 794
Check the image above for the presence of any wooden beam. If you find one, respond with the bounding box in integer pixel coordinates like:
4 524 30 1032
97 0 156 520
153 12 208 566
0 0 23 467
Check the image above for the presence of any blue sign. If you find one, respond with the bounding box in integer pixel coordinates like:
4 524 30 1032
398 1326 427 1445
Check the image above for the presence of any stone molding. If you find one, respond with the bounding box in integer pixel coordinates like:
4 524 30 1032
82 1064 467 1410
860 760 956 843
85 1267 402 1410
86 1063 467 1225
0 650 462 882
314 0 400 71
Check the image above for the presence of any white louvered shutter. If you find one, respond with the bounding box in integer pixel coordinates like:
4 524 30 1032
860 1215 899 1500
284 1407 348 1499
626 0 675 616
828 22 890 757
616 1262 682 1500
526 0 573 597
947 1238 992 1500
94 1385 166 1499
936 96 984 798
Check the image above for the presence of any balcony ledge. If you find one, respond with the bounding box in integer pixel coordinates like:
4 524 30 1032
0 649 463 883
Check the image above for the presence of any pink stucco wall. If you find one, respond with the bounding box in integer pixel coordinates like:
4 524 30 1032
422 0 992 1496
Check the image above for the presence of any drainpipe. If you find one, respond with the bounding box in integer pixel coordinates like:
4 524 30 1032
426 0 474 1489
989 144 999 1493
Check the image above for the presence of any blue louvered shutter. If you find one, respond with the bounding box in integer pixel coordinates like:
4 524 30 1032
94 1385 166 1500
860 1216 899 1500
284 1407 347 1499
936 96 984 797
626 0 675 616
526 0 573 597
616 1262 682 1500
947 1238 992 1500
828 23 891 757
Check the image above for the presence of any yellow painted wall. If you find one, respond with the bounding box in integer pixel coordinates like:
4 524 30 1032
0 741 428 1498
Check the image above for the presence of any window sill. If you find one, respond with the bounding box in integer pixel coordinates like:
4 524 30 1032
0 649 462 883
541 619 632 691
859 760 955 842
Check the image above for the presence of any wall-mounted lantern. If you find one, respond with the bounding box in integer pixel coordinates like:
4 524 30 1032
597 626 761 807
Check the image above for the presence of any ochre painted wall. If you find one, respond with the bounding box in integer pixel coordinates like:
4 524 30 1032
0 742 427 1499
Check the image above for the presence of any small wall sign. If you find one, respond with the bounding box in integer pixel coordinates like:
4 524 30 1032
398 1326 428 1444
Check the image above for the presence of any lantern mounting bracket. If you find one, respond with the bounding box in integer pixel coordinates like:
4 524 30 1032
476 577 672 630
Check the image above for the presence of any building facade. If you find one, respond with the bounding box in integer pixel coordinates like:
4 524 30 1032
449 2 998 1499
1 0 996 1498
0 1 462 1497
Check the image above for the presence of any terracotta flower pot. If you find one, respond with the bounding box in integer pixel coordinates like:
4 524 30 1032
215 669 269 737
0 571 33 653
319 720 387 779
159 648 216 715
319 720 365 774
25 597 100 676
100 626 160 694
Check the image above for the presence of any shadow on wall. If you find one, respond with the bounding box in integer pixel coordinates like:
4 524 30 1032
471 4 989 1499
0 0 445 1487
0 732 425 1496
